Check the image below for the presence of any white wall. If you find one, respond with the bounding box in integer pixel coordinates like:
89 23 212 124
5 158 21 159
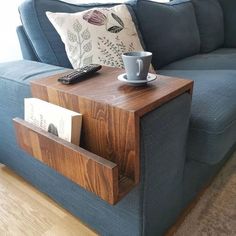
0 0 24 63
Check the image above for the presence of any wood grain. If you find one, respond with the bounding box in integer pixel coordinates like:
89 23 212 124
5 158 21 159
14 66 192 204
14 118 135 204
14 118 120 204
31 66 193 184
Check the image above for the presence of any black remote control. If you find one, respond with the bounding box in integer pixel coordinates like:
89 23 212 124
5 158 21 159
58 64 102 84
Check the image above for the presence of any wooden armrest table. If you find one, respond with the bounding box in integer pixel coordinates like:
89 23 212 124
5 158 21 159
14 66 193 204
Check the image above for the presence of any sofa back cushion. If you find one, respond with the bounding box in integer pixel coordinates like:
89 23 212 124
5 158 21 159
19 0 132 68
133 0 200 69
218 0 236 47
192 0 224 53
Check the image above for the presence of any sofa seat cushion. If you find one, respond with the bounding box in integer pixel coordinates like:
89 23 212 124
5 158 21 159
162 48 236 70
133 0 200 69
0 60 67 85
159 69 236 165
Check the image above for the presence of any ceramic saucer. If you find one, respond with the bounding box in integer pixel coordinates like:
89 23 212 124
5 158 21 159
117 73 157 86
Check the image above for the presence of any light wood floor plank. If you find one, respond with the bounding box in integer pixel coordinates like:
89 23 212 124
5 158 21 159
0 164 97 236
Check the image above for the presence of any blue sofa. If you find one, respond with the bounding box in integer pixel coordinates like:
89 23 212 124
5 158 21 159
0 0 235 235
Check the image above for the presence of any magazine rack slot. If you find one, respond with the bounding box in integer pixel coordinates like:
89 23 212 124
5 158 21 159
13 118 134 204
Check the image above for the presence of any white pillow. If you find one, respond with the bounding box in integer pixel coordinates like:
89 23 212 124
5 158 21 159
46 5 145 69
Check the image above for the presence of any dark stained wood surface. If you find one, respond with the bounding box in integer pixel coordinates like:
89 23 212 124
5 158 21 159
14 118 137 204
13 118 133 204
31 66 193 185
13 66 193 204
31 67 193 116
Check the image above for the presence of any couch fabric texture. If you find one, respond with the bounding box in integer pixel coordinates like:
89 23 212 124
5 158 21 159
160 69 236 164
134 0 200 69
218 0 236 47
192 0 224 53
1 0 236 235
162 48 236 70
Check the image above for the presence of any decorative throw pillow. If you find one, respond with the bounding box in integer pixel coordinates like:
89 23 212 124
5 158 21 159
46 5 145 69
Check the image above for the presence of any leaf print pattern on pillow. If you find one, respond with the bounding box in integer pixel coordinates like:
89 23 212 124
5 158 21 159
73 19 82 32
67 30 77 42
83 10 107 26
81 29 91 40
46 5 145 69
83 42 92 52
107 26 123 33
67 22 92 68
97 36 135 68
83 10 124 34
111 13 124 28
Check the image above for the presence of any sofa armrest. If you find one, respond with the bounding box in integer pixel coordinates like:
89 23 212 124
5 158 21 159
0 60 68 162
219 0 236 47
140 93 191 235
0 60 68 85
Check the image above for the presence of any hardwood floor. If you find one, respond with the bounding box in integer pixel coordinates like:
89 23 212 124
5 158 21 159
0 164 97 236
